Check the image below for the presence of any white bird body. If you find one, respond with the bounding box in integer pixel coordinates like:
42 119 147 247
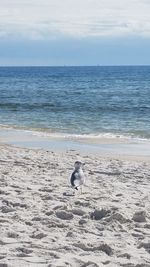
73 169 85 187
70 161 86 192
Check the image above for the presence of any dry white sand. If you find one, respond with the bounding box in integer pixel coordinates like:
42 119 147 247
0 143 150 267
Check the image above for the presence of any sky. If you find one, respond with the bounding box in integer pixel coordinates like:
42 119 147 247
0 0 150 66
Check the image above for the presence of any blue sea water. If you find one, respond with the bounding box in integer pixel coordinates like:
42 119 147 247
0 66 150 140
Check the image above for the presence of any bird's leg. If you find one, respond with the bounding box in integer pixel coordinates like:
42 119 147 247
77 186 82 195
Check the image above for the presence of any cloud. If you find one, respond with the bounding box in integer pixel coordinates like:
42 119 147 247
0 0 150 39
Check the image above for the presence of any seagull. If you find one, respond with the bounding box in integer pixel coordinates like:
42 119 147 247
70 161 86 193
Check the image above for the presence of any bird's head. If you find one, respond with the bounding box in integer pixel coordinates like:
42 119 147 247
74 161 85 170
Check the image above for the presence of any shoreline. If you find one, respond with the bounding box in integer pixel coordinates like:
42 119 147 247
0 127 150 162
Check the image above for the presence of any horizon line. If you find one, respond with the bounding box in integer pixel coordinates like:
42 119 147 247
0 64 150 67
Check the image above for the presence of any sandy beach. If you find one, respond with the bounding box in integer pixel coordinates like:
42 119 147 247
0 142 150 267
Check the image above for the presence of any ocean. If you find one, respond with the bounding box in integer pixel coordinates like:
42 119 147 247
0 66 150 140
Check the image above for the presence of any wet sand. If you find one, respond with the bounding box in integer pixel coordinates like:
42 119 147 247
0 127 150 160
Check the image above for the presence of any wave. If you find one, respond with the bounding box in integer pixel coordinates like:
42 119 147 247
0 102 56 111
26 131 150 143
0 102 150 113
0 123 150 143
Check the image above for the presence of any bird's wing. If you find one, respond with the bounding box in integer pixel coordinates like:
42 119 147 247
70 171 79 187
70 170 86 188
72 172 80 187
74 172 80 180
75 171 86 187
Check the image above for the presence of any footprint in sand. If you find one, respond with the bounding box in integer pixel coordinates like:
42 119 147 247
16 247 33 258
106 212 130 224
118 253 131 259
74 258 99 267
144 224 150 229
7 232 19 239
120 263 135 267
81 262 99 267
71 209 86 216
55 210 74 220
138 242 150 254
0 190 9 195
0 255 6 260
16 247 33 255
73 242 113 256
42 195 53 200
39 187 53 193
0 263 8 267
74 200 90 208
1 206 15 213
135 264 150 267
30 232 47 239
90 209 110 220
45 210 54 216
132 211 147 223
66 231 75 238
10 202 28 209
79 219 87 225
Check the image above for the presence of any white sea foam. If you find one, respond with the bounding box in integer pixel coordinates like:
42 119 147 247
0 124 149 143
19 128 150 143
